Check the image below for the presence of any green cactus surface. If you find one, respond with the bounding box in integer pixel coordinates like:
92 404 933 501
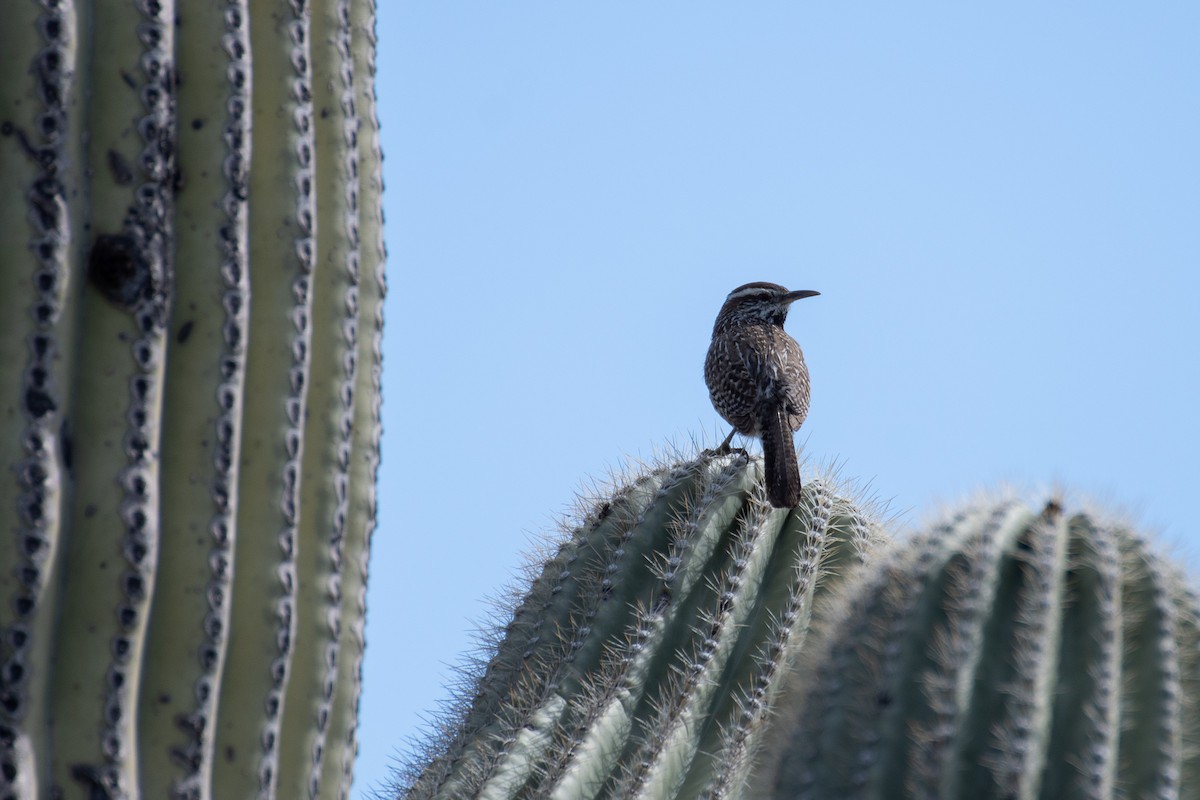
752 497 1200 800
398 453 883 800
0 1 384 798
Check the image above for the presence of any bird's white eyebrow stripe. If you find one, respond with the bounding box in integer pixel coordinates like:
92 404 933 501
726 287 771 301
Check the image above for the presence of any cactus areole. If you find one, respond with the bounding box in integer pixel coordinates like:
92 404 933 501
0 1 385 798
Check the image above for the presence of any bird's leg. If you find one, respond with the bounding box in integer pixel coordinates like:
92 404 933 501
704 428 747 457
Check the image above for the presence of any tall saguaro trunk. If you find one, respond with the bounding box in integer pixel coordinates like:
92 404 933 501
0 1 385 798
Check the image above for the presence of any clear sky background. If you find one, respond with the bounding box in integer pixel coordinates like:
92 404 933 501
355 5 1199 797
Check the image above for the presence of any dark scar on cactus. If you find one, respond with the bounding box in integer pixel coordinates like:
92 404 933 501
88 234 151 311
107 149 134 185
176 320 194 343
70 763 119 799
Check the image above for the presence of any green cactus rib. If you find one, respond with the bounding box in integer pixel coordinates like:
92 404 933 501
418 462 691 800
0 1 384 798
1173 578 1200 792
609 481 829 800
317 0 386 795
760 497 1200 800
48 0 176 796
695 496 879 800
277 0 362 797
1041 514 1121 799
135 2 252 798
539 460 757 799
1115 532 1183 799
0 3 87 797
209 0 319 796
399 454 882 800
754 505 990 800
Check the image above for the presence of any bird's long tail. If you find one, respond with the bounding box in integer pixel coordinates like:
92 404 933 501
760 403 802 508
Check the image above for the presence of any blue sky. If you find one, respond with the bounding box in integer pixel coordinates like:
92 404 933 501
355 5 1199 796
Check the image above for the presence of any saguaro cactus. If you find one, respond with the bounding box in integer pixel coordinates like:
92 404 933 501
0 1 384 798
398 453 883 800
400 478 1200 800
753 497 1200 799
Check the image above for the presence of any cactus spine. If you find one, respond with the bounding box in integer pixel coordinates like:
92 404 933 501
753 498 1200 799
399 454 882 799
0 2 384 798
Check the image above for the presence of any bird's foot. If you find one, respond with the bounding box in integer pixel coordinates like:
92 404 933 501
702 430 746 458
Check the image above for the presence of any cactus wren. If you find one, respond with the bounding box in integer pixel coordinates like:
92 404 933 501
704 282 819 508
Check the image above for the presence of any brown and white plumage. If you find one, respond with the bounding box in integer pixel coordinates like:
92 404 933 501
704 282 818 507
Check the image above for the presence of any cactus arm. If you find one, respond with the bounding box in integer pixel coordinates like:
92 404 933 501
0 4 87 797
398 457 887 800
276 0 361 796
135 1 253 797
405 455 893 800
317 0 385 795
210 0 317 795
762 498 1199 800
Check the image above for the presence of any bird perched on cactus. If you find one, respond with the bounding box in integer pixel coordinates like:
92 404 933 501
704 282 819 507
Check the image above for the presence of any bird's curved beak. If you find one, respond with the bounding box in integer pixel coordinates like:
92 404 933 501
783 290 820 304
